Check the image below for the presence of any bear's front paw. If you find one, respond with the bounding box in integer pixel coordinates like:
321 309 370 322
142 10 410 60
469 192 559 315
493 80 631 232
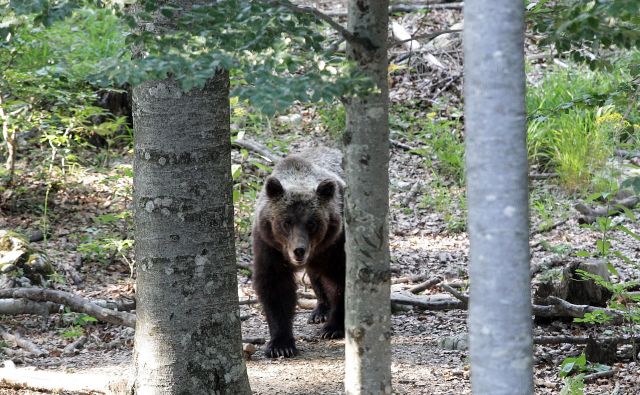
308 304 329 324
320 324 344 339
265 338 298 358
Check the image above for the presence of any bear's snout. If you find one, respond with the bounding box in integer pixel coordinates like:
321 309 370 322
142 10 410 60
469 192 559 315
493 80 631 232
293 247 306 261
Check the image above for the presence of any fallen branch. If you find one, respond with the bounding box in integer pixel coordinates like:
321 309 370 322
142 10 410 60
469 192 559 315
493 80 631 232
93 297 136 312
530 218 569 236
575 195 639 224
533 296 625 324
238 299 258 305
408 277 442 294
392 29 461 49
439 283 468 307
391 291 465 310
534 335 640 346
232 138 281 163
63 335 88 356
0 298 61 316
0 366 123 394
0 325 47 357
0 288 136 328
390 139 417 151
583 369 617 382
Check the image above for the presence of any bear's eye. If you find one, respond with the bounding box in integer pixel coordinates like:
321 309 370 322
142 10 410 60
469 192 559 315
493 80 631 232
307 220 317 233
282 219 293 230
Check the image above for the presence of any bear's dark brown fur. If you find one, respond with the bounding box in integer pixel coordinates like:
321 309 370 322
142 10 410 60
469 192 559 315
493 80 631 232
252 147 345 358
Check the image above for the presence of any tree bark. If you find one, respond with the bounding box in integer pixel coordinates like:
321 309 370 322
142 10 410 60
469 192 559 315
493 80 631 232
464 0 533 394
133 71 251 394
343 1 392 394
132 3 251 389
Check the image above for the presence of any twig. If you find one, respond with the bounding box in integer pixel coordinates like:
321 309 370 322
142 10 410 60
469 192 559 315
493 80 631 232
63 335 88 356
260 0 375 51
238 299 258 305
232 138 281 163
583 369 617 382
0 326 48 357
530 218 569 236
392 29 462 48
528 172 558 180
431 74 461 101
439 283 468 307
390 139 417 151
408 277 442 294
0 288 136 328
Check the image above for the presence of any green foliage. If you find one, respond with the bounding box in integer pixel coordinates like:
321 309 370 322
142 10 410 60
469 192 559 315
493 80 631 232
89 0 373 115
317 102 346 141
559 374 585 395
572 191 640 328
529 0 640 65
61 309 97 338
527 58 640 192
559 353 610 378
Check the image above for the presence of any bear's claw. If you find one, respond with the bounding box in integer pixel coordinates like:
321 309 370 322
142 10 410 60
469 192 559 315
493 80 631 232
265 339 298 358
308 305 329 324
320 325 344 339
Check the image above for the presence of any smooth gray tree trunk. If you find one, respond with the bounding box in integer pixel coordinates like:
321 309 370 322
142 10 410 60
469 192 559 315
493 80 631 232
132 3 252 392
343 1 392 394
464 0 533 394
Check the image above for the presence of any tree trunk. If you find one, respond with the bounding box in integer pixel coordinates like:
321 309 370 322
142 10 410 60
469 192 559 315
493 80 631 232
464 0 533 394
343 1 392 394
132 12 251 391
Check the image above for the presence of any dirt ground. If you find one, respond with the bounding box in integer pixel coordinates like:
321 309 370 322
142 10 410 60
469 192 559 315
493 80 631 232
1 2 640 395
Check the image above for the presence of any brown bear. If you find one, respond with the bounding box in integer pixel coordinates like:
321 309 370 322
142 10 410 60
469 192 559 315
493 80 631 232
252 146 346 358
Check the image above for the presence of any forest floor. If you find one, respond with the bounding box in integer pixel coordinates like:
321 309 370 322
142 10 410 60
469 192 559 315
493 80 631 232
1 2 640 395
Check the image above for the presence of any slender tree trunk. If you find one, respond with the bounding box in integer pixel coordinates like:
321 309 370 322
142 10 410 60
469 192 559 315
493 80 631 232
343 1 391 394
132 3 251 391
0 93 15 184
464 0 533 394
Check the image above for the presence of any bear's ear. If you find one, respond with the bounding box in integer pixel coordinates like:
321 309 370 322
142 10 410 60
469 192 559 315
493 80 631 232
316 179 336 201
265 176 284 200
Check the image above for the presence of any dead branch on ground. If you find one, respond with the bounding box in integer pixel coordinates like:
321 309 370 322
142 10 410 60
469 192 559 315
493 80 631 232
534 335 640 346
0 288 136 328
0 325 47 356
408 277 443 294
0 298 61 316
574 195 639 224
63 335 88 356
391 291 465 310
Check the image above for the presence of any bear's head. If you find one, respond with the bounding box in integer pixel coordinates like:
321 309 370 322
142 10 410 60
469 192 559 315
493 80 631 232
262 175 342 267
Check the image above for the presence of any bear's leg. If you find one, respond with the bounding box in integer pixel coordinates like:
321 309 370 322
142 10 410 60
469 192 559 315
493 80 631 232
320 276 345 339
253 244 298 358
308 273 330 324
